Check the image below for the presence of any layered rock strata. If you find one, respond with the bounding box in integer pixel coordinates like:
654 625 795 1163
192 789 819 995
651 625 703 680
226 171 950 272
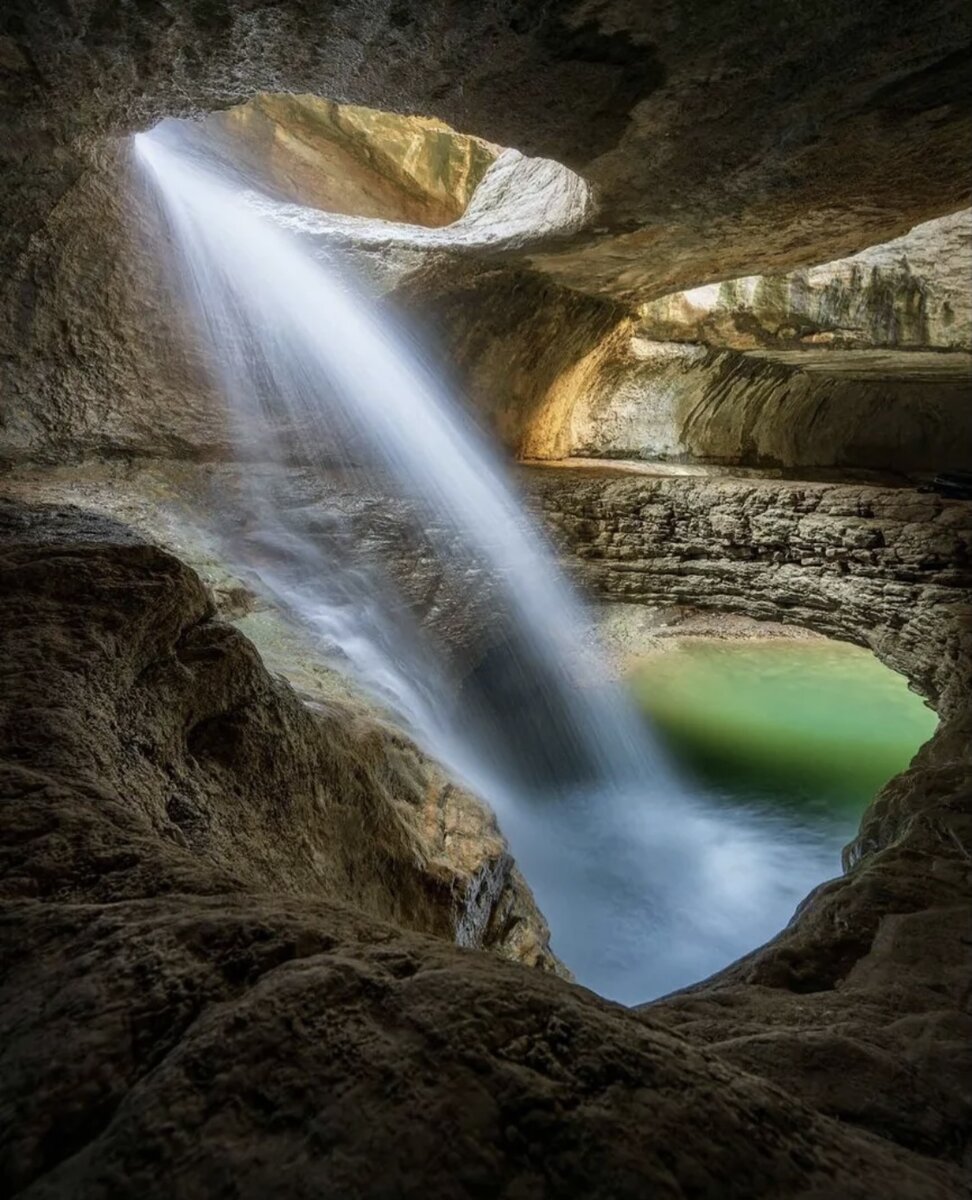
522 466 972 1150
2 6 971 1189
527 467 971 711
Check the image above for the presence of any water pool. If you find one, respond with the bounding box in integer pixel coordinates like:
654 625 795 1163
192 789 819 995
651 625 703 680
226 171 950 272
629 636 937 873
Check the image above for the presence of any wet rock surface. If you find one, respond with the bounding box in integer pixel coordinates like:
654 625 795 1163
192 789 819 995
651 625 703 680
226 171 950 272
2 3 971 1192
2 495 970 1198
0 123 605 468
1 473 970 1195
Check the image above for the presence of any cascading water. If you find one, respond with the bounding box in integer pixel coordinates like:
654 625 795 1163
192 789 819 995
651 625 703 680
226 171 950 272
134 120 837 1003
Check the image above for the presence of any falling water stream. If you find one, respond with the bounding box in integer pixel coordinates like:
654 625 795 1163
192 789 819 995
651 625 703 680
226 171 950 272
135 123 920 1004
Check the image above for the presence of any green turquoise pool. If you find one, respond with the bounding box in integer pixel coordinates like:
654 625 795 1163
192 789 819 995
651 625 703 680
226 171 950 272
629 637 937 833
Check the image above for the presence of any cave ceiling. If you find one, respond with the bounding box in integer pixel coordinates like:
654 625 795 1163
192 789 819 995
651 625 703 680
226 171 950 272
2 0 970 301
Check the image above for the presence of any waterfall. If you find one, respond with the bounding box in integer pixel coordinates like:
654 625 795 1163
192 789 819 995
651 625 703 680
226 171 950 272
134 123 830 1004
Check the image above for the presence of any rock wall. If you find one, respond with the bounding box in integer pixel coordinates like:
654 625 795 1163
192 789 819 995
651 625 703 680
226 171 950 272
208 94 498 226
2 479 970 1195
0 140 226 468
9 173 968 480
3 9 969 474
526 468 972 713
387 212 972 475
0 106 601 468
504 211 972 475
395 264 632 457
2 4 972 1191
549 339 972 474
524 466 972 1161
0 499 559 974
638 209 972 351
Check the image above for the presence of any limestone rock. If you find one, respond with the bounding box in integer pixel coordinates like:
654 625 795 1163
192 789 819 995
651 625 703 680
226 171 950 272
0 498 559 973
0 124 599 467
638 210 972 351
209 93 499 227
542 339 972 475
524 468 972 714
525 466 972 1162
3 1 971 303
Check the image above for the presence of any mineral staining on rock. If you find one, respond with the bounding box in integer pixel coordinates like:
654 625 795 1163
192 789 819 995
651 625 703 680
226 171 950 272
638 210 972 352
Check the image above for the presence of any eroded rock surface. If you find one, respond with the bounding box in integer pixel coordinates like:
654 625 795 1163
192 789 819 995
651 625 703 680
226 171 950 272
0 122 601 468
541 339 972 474
2 495 970 1198
525 466 972 1164
383 212 972 474
3 1 971 302
638 209 972 351
526 468 972 708
208 93 498 227
0 500 558 974
2 4 972 1191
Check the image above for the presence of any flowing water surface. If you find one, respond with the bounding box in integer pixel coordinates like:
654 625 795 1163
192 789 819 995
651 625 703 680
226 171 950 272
134 122 935 1004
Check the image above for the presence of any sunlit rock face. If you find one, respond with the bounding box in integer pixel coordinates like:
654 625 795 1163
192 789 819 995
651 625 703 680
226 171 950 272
3 0 970 467
2 5 972 1194
393 264 633 457
549 339 972 475
638 210 972 351
0 97 598 467
208 93 498 226
504 210 972 474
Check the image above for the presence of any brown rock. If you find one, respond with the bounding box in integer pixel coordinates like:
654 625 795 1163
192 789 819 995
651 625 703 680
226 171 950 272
1 481 970 1195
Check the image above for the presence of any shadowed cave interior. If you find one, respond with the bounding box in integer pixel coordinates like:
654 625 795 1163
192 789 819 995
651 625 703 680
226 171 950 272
1 6 971 1198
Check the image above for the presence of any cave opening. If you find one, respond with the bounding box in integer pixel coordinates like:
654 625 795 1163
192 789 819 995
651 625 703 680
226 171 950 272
461 605 939 1001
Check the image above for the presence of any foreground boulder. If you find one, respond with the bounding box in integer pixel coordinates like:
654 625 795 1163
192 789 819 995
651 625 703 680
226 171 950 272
1 496 970 1197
